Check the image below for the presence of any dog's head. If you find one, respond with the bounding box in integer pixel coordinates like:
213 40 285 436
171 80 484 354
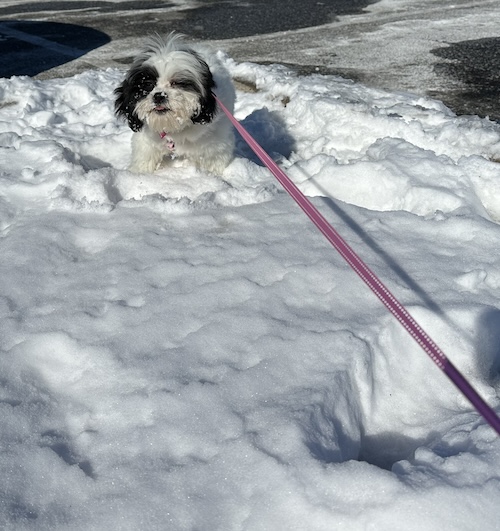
115 33 217 134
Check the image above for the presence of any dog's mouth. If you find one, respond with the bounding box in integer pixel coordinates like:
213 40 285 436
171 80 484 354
154 105 169 114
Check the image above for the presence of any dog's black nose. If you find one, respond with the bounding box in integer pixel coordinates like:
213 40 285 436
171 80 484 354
153 92 167 105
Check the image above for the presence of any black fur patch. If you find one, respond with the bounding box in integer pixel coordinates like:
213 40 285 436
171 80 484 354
189 52 218 125
114 64 159 132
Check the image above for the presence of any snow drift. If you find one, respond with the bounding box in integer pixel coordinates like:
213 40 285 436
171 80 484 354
0 55 499 530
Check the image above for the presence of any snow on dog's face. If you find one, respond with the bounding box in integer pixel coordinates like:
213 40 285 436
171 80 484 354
115 34 217 134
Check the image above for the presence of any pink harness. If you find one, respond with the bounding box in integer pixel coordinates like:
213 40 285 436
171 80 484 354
159 131 175 151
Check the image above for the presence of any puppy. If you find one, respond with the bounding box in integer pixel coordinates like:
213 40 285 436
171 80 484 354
115 33 236 174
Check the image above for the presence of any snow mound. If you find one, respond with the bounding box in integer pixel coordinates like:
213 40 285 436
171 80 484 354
0 58 499 530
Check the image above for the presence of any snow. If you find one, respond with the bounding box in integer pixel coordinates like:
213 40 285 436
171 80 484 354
0 51 500 530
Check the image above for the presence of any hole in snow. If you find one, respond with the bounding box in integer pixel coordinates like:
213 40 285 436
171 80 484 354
301 399 435 471
303 408 439 471
357 431 438 470
40 430 95 479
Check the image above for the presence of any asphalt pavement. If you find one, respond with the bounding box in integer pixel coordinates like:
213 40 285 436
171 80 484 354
0 0 373 77
0 0 500 121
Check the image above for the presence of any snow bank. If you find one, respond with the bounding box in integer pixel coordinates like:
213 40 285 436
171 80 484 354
0 55 499 530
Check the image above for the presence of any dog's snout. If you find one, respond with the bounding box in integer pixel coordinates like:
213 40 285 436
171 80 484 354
153 92 167 105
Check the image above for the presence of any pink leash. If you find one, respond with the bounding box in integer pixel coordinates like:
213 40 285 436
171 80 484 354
215 95 500 436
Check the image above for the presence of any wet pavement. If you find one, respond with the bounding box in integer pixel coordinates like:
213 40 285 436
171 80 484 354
431 37 500 120
0 1 375 76
0 0 500 121
0 0 374 44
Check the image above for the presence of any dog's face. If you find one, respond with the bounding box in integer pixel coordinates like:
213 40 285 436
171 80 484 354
115 43 217 134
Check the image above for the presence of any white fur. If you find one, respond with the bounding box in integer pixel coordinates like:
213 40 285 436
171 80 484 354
117 34 236 175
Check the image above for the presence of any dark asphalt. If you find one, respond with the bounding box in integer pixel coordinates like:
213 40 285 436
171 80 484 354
0 0 375 43
431 38 500 120
0 0 374 75
0 0 499 121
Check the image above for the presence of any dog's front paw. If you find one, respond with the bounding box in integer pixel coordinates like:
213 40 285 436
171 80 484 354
191 141 234 175
128 159 162 174
197 157 232 175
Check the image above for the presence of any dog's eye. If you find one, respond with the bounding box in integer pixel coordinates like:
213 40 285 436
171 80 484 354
140 79 156 92
135 74 156 95
171 80 195 90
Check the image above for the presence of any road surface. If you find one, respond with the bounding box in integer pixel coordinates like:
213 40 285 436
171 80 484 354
0 0 499 120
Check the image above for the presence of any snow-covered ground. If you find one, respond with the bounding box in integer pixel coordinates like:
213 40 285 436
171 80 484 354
1 52 500 529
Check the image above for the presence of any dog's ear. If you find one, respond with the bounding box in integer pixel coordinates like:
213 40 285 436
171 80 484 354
114 64 159 132
191 90 217 125
114 82 144 132
190 53 217 125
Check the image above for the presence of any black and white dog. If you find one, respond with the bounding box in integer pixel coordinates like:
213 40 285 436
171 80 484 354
115 33 235 174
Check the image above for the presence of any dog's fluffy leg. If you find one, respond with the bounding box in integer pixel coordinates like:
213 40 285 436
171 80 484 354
191 138 235 175
173 120 235 175
129 130 164 173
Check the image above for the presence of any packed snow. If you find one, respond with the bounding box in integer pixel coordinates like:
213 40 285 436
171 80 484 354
0 52 500 530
